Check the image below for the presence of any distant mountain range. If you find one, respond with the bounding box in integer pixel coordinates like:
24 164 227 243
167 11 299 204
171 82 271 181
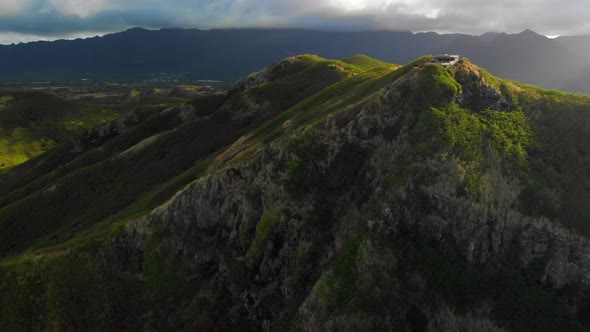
2 27 590 93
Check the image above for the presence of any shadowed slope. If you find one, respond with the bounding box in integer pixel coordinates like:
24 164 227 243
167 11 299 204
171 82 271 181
0 54 374 257
0 92 122 171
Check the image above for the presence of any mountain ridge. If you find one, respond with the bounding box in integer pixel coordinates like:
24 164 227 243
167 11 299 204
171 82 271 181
0 27 556 47
0 55 589 330
2 27 590 93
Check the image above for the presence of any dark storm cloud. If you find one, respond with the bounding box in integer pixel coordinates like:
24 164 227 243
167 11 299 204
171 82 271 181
1 0 590 43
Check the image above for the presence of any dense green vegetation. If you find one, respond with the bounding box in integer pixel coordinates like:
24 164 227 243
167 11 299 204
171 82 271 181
403 231 577 331
0 54 589 331
318 237 366 311
413 104 532 194
395 62 588 330
509 83 590 235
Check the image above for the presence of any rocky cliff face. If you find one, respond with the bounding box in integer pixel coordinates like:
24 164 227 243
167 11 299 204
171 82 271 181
106 60 590 330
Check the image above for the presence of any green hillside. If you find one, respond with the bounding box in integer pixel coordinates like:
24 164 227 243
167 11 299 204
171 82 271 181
0 55 589 331
0 92 123 172
0 55 377 257
342 54 399 70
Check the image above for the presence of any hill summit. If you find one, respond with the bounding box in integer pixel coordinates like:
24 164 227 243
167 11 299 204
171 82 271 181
0 55 589 331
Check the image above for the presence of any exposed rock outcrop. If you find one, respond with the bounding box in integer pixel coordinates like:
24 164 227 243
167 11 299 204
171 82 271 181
454 59 512 111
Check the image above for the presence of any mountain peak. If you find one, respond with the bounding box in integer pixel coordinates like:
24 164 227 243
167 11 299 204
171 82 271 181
478 31 507 42
123 27 149 33
515 28 547 39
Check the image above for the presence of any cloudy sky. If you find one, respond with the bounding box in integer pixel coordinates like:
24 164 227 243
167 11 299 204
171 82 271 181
1 0 589 44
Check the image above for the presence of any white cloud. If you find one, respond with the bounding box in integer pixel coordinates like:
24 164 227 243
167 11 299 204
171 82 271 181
328 0 371 11
0 0 590 42
0 31 107 45
0 0 31 16
46 0 115 18
0 32 45 44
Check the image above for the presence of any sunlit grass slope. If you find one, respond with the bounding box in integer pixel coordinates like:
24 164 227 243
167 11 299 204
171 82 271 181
0 54 387 258
342 54 399 71
0 92 121 171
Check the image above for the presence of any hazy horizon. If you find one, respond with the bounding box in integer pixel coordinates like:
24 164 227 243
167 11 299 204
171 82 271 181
0 0 589 44
0 26 570 45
